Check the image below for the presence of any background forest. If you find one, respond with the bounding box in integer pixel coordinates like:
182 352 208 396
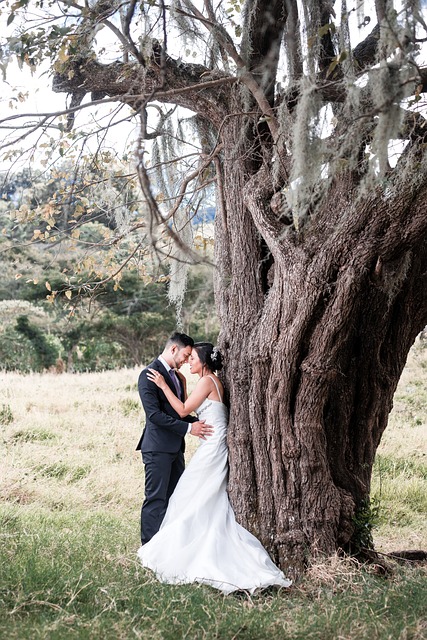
0 165 218 372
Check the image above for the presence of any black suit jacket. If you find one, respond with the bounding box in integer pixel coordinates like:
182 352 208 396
136 359 196 453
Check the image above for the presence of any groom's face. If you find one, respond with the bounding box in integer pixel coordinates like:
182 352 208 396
172 345 192 369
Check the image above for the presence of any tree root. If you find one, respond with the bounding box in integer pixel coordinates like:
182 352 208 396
358 548 427 573
387 550 427 563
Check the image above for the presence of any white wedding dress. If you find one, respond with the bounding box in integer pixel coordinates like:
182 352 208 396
137 379 292 594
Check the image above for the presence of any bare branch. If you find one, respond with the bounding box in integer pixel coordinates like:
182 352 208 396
52 55 232 127
163 142 223 224
175 0 280 140
103 18 145 65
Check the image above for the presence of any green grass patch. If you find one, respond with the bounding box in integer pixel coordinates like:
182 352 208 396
374 454 427 481
372 455 427 527
394 389 427 412
118 397 141 416
1 506 426 640
10 428 57 443
34 463 91 483
0 403 14 425
372 483 427 526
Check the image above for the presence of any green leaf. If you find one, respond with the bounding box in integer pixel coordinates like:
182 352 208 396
318 22 335 37
11 0 30 9
7 13 15 26
326 50 347 78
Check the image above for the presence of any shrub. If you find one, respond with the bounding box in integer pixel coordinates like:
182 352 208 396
15 315 58 370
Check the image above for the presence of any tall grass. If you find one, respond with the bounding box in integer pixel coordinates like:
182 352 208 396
371 343 427 554
1 349 426 639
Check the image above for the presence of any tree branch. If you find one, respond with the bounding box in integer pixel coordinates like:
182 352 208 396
103 18 144 65
176 0 280 140
52 52 233 128
162 142 223 224
240 0 289 107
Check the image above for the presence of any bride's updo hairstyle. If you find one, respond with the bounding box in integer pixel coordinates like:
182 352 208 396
194 342 223 372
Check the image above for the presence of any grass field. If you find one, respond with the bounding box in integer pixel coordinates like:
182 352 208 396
1 345 426 639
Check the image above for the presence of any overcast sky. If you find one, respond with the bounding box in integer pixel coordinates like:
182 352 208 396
0 1 426 174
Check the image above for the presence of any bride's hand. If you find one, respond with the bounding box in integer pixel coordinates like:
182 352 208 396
147 368 167 390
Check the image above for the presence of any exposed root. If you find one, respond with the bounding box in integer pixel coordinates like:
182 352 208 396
380 549 427 564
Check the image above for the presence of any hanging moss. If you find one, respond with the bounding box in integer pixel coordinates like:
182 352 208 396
286 77 325 230
167 206 193 325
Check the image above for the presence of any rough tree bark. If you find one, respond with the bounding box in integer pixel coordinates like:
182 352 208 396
17 0 427 573
209 92 427 572
221 141 427 573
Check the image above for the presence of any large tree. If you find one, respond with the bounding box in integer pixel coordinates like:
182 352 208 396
2 0 427 573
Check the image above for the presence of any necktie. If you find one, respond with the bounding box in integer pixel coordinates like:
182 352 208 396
169 369 181 397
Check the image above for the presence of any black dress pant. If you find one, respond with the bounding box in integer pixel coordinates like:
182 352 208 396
140 450 185 545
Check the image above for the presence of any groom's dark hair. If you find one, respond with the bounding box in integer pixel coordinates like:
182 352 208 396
166 332 194 349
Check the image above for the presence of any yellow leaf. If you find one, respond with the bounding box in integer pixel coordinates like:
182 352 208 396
65 290 72 300
46 281 52 292
57 45 69 63
15 273 22 280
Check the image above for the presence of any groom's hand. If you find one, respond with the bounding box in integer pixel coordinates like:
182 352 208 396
190 420 214 440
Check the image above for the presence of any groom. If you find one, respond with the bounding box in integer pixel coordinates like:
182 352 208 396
137 332 213 545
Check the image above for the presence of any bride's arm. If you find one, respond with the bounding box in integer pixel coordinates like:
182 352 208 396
147 369 212 418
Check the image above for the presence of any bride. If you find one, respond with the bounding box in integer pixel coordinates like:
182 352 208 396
137 342 291 594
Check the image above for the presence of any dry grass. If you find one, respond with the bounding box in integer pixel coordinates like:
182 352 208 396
1 368 142 519
1 348 426 549
1 352 426 639
0 365 201 523
372 343 427 552
381 345 427 457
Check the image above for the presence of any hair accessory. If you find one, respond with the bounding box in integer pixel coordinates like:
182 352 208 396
211 346 219 362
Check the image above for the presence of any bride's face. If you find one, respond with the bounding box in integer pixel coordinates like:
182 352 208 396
189 349 202 375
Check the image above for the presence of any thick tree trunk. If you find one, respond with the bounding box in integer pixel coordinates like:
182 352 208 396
215 121 427 576
45 0 427 576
